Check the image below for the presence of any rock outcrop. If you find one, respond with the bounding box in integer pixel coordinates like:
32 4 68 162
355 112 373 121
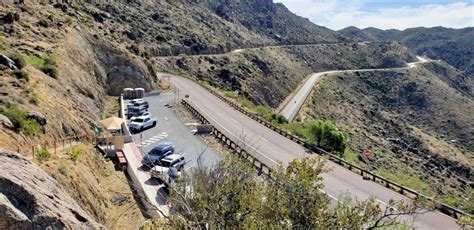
0 148 104 229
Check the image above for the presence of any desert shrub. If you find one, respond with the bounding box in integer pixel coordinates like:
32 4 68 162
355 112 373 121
11 69 29 82
38 19 49 27
223 90 235 98
307 120 348 156
68 146 83 162
36 149 51 161
377 169 433 196
29 93 40 105
58 165 69 175
241 99 254 109
21 119 41 136
25 55 45 68
7 53 26 69
41 65 58 78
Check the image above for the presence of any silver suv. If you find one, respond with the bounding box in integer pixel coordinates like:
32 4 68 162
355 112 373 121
151 154 185 178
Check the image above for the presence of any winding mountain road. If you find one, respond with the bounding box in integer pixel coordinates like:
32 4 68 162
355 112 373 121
280 56 430 121
161 68 459 229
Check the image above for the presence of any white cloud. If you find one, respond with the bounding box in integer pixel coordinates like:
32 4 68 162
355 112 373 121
274 1 474 30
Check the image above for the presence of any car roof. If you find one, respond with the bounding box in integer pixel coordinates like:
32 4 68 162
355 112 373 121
152 142 173 151
162 154 184 162
137 114 150 119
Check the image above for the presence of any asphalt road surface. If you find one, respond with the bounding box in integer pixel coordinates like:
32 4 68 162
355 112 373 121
165 74 459 230
280 56 430 121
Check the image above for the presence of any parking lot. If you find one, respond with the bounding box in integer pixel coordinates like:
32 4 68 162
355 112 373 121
123 92 221 215
126 92 220 169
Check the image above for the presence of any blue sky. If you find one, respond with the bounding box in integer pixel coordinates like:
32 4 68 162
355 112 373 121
273 0 474 30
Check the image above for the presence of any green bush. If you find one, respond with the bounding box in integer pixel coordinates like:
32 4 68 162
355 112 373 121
21 119 41 136
38 19 49 27
36 149 51 161
307 120 348 156
29 93 40 105
241 99 254 109
25 55 45 69
0 37 9 50
58 165 69 175
0 104 27 129
68 146 83 162
223 90 235 98
255 105 288 125
11 69 29 82
41 64 58 78
7 53 26 69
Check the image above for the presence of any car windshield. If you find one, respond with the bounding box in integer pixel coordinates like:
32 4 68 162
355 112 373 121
134 118 143 123
160 160 172 168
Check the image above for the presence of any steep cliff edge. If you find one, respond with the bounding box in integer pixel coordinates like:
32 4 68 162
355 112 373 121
0 148 104 229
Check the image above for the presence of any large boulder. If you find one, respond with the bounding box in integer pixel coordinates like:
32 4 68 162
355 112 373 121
0 148 105 229
0 54 17 70
0 114 14 129
26 111 47 126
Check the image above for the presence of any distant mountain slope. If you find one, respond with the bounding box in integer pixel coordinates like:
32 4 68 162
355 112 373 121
338 26 474 76
88 0 344 58
299 61 473 212
199 0 344 44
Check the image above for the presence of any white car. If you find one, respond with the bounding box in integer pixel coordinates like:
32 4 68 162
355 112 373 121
127 99 144 109
130 112 151 122
129 116 157 132
151 154 185 179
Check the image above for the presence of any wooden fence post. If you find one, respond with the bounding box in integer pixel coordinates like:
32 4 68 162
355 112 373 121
32 146 35 159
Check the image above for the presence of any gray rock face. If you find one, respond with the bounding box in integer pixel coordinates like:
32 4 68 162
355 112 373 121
0 115 13 129
26 111 47 126
0 54 17 70
0 148 105 229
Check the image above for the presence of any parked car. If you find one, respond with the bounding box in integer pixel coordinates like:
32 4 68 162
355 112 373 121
142 142 174 167
127 106 148 119
129 116 157 132
127 99 144 109
130 101 149 109
151 154 185 179
130 111 151 122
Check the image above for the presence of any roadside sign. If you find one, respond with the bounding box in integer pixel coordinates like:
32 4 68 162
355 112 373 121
362 150 372 158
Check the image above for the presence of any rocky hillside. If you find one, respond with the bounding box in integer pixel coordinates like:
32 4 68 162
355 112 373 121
338 26 474 76
83 0 343 57
0 2 158 152
0 148 104 229
299 61 473 212
156 42 415 108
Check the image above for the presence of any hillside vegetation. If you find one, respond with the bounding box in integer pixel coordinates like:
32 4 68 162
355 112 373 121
299 61 473 212
338 26 474 76
156 42 415 107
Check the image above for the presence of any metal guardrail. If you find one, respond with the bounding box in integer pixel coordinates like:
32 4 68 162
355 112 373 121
188 85 470 220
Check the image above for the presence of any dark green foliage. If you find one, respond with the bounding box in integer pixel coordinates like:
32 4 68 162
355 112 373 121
7 53 26 69
38 19 49 27
11 69 29 82
306 120 348 156
283 120 348 156
41 64 58 78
